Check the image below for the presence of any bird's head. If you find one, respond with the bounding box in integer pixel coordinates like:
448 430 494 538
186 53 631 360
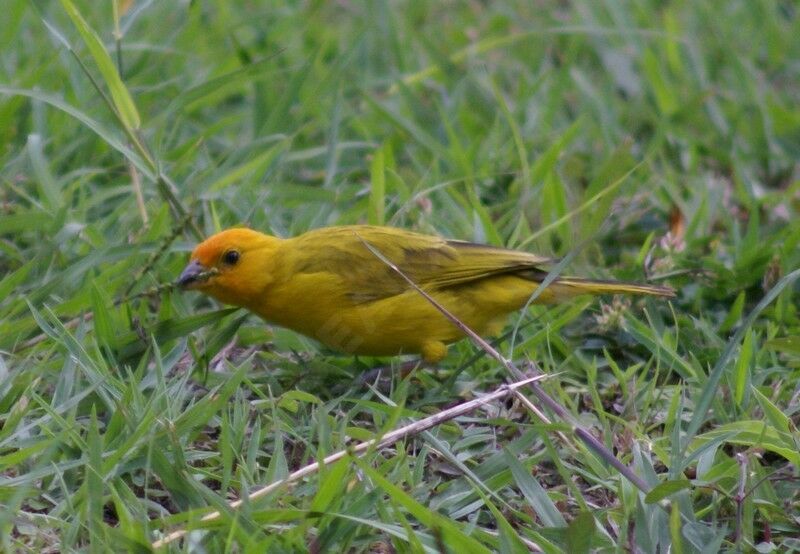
177 228 280 306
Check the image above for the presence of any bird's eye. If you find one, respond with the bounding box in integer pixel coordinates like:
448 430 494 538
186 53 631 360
222 250 240 266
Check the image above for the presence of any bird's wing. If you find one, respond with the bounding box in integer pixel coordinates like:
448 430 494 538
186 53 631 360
281 226 553 303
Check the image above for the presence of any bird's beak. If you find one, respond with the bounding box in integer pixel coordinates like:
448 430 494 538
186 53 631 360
177 259 208 289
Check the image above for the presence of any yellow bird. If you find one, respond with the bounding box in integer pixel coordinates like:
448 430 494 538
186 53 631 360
178 226 674 362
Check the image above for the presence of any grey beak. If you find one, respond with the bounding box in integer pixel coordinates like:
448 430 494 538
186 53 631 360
177 259 206 289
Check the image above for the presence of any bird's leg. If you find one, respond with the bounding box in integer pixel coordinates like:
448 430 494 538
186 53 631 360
354 341 447 388
355 359 423 387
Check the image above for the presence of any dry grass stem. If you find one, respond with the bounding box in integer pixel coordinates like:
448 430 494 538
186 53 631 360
357 235 651 493
150 373 546 548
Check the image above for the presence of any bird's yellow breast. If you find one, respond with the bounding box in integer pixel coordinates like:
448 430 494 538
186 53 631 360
254 272 552 357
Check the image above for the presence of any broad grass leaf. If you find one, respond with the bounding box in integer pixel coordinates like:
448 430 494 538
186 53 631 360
503 448 566 527
644 479 692 503
59 0 141 130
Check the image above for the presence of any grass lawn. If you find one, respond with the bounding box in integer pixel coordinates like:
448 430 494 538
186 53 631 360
2 0 799 551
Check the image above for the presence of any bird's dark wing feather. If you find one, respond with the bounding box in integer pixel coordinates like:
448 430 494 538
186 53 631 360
282 225 553 303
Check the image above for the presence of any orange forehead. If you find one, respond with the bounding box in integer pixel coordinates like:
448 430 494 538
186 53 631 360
191 228 264 266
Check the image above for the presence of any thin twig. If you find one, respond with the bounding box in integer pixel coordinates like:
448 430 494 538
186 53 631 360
129 162 148 225
15 312 95 351
734 452 748 548
150 374 547 548
15 219 209 353
356 235 652 493
14 281 177 352
123 209 197 297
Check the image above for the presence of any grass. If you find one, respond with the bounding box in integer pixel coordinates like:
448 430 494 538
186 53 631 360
2 0 800 551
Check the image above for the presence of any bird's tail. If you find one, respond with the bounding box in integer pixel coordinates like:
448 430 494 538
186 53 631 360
551 277 676 298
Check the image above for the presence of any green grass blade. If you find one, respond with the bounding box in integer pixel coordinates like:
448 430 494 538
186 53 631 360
58 0 141 130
